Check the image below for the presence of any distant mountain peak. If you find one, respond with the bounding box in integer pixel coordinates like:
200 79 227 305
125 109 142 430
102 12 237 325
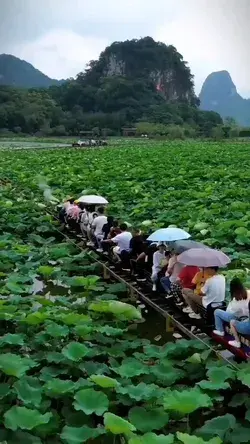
0 53 64 88
199 70 250 126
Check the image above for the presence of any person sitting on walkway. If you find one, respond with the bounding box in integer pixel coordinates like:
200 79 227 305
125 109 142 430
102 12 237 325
168 265 200 304
108 220 121 239
91 207 107 251
102 223 132 262
228 300 250 348
152 243 167 292
213 278 250 337
160 250 184 293
183 267 226 320
182 267 214 314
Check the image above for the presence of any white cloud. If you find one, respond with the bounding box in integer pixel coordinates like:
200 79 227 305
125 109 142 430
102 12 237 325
4 0 250 96
12 29 109 79
155 0 250 97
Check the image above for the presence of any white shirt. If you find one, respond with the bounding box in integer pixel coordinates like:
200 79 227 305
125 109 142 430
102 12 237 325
201 275 226 308
152 251 166 271
227 297 249 318
92 215 107 236
112 231 132 252
65 203 74 216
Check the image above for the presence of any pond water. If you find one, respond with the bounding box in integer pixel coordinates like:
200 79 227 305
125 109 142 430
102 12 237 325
32 274 173 346
0 141 70 150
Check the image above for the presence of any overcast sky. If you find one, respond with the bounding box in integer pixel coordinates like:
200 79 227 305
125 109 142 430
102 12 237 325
1 0 249 96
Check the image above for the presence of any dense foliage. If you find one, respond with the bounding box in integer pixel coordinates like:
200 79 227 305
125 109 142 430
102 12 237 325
0 38 224 137
1 140 250 442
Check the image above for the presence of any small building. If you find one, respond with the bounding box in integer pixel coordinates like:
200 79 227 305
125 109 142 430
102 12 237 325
122 127 137 137
79 130 95 138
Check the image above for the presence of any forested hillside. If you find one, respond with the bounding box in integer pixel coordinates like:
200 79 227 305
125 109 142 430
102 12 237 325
0 54 64 88
0 38 223 137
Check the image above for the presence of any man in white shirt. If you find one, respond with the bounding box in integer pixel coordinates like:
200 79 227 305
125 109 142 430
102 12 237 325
201 271 225 308
88 207 107 248
183 267 225 320
103 223 132 262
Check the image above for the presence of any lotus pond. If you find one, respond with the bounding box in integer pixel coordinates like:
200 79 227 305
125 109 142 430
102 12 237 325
1 140 250 443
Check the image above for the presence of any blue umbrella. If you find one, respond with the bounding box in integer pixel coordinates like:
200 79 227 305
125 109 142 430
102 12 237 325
147 228 190 242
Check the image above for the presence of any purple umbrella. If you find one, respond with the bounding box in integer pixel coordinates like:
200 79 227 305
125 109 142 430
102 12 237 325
177 248 231 268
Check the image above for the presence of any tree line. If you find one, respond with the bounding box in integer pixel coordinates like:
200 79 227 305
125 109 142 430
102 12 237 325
0 37 246 139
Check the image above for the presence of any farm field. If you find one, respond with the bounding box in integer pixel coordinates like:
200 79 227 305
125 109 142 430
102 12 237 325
1 139 250 443
1 139 250 279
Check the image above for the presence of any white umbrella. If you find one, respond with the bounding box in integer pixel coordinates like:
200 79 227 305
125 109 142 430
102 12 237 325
77 195 109 205
147 228 190 242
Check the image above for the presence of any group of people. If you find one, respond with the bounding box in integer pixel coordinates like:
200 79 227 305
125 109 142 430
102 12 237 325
151 242 250 348
59 199 250 349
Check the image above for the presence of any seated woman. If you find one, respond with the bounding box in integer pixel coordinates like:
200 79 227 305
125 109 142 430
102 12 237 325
160 250 183 294
182 267 226 320
151 243 167 292
229 299 250 348
168 265 200 304
213 278 249 337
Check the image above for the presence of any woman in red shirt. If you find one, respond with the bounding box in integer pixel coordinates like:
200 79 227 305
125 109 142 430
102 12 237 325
178 266 200 290
169 265 200 304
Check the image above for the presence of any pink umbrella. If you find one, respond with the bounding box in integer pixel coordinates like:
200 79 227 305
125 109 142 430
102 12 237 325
177 248 231 268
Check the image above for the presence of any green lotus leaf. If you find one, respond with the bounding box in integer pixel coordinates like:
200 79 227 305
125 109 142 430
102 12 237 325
39 366 68 382
237 367 250 388
89 300 142 320
207 366 236 383
46 352 66 364
228 425 250 444
0 353 37 378
74 324 93 337
104 412 136 434
129 433 174 444
177 432 222 444
4 406 52 431
198 380 230 391
196 414 236 440
0 382 11 399
150 363 185 386
62 342 89 361
163 389 212 414
89 374 119 388
116 382 163 401
73 388 109 415
45 378 76 396
59 313 91 325
5 431 42 444
129 407 169 433
0 333 25 346
229 393 249 407
37 265 57 278
45 322 69 338
113 357 150 378
60 425 106 444
23 312 48 325
34 410 61 438
97 325 125 336
80 361 111 376
13 376 43 407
